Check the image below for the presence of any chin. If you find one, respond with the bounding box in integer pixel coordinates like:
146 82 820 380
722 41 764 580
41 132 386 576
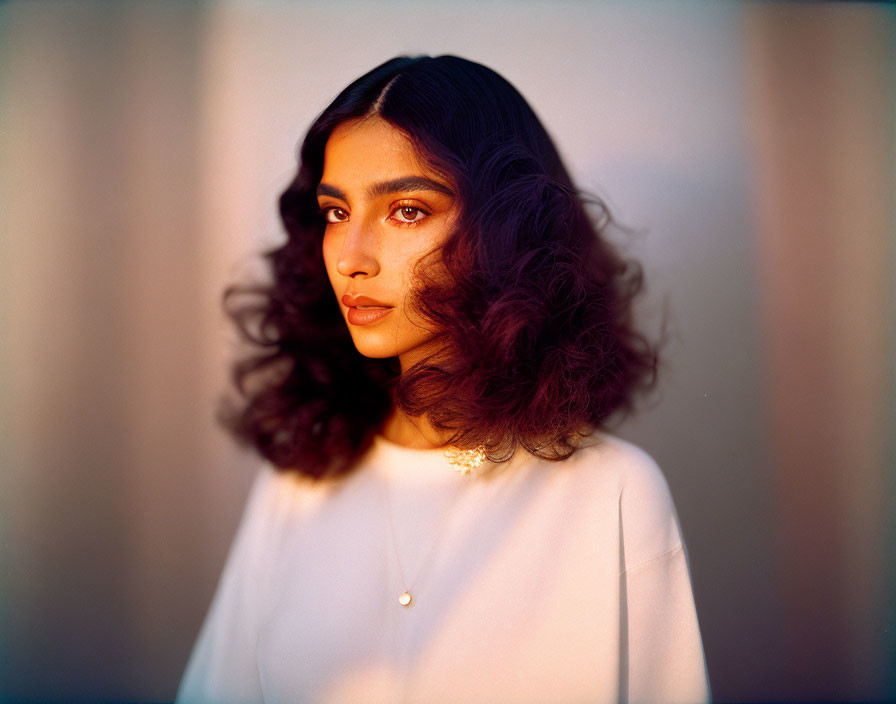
347 329 437 365
346 330 406 360
350 343 401 359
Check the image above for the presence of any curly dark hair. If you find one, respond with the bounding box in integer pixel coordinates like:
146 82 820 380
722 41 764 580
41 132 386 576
220 55 660 479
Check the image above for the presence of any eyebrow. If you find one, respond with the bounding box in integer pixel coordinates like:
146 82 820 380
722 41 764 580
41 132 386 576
316 176 454 201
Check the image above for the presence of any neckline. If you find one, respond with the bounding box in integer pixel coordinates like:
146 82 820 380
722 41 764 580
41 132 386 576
367 433 478 483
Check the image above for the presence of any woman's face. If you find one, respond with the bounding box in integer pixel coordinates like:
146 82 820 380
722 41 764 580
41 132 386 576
319 117 457 370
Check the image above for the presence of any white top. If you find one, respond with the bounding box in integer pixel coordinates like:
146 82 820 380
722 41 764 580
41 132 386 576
177 433 710 704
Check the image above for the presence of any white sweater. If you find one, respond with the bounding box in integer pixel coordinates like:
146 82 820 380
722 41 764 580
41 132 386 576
177 433 710 704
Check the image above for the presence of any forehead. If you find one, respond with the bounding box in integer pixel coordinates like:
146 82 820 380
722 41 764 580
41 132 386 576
322 117 426 182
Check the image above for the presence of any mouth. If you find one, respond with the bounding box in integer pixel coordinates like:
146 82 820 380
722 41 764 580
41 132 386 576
341 293 394 325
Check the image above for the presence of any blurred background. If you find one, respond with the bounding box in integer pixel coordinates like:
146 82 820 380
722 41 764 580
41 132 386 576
1 1 894 701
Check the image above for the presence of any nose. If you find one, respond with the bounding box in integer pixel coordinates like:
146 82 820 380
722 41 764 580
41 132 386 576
335 220 380 278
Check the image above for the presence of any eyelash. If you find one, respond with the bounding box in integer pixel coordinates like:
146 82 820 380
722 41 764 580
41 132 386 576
390 205 430 226
320 207 348 224
318 204 431 227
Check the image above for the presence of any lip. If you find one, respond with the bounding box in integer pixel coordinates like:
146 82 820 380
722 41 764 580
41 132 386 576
342 293 394 326
342 294 392 308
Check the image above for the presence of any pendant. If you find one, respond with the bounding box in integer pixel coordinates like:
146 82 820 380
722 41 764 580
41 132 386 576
398 591 412 607
444 446 487 475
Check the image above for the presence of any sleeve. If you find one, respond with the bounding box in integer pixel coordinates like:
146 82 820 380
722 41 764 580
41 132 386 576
176 466 281 704
612 438 710 703
622 546 711 704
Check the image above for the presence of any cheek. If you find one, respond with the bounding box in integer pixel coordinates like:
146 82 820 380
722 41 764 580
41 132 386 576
321 231 340 289
399 241 443 293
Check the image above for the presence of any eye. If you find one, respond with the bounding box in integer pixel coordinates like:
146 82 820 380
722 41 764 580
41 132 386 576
389 205 429 225
321 206 349 224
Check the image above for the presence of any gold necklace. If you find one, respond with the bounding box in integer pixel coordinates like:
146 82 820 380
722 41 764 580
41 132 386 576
384 446 486 608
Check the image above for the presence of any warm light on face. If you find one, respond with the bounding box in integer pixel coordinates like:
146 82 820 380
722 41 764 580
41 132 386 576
319 117 457 370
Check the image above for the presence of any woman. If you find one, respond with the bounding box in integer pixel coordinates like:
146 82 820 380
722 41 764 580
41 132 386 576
177 55 710 703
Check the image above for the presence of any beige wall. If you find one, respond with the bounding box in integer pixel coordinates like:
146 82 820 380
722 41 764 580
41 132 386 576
745 5 895 698
1 1 893 701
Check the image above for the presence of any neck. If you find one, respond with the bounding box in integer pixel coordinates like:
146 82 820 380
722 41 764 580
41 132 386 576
382 341 456 449
379 406 453 450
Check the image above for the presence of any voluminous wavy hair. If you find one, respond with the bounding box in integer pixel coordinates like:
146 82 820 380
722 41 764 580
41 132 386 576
221 55 660 479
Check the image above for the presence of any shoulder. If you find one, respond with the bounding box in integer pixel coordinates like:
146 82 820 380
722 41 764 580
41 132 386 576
548 432 684 571
549 432 672 503
232 462 337 549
